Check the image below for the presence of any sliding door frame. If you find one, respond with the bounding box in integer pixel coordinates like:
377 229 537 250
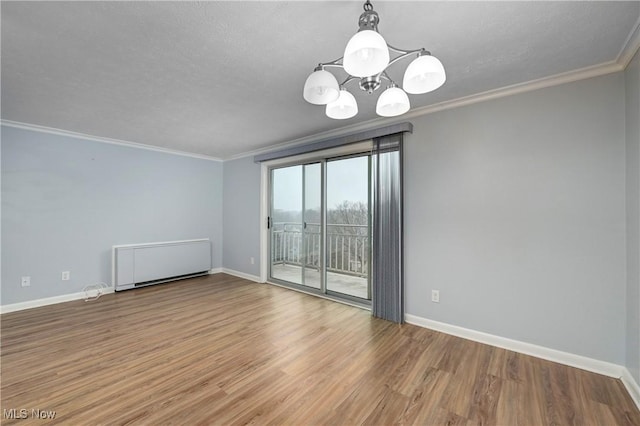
323 152 373 304
260 141 373 308
268 161 324 292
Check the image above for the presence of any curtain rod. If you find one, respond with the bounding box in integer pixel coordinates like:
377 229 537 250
253 122 412 163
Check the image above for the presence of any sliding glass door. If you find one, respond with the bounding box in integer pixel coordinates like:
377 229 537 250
325 156 370 300
270 163 321 289
269 155 371 304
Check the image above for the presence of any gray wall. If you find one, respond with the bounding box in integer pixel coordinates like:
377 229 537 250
404 73 626 364
1 126 223 305
222 156 261 277
222 72 628 365
626 48 640 383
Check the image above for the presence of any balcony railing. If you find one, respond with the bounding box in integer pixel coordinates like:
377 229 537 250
271 222 369 277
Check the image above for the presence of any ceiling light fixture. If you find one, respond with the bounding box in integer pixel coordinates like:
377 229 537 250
303 0 446 120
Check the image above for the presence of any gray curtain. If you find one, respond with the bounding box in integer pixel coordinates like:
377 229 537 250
371 133 403 323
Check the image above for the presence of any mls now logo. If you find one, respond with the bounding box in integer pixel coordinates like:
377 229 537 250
3 409 28 419
3 408 56 420
31 409 57 419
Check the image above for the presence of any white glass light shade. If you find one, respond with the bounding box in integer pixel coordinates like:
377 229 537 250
303 69 340 105
326 89 358 119
402 54 446 94
376 87 410 117
343 30 390 77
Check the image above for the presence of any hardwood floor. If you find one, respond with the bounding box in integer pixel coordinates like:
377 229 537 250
1 273 639 425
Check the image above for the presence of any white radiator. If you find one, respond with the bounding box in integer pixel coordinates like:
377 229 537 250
112 239 211 291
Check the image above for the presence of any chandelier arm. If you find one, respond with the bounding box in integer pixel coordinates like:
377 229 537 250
386 44 425 55
380 72 394 83
318 58 344 69
377 49 425 77
340 76 359 87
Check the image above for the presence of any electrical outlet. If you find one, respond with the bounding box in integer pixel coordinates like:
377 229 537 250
250 257 255 265
21 276 31 287
61 271 70 281
431 290 440 303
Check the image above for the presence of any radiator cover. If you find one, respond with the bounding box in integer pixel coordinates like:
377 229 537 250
112 239 211 291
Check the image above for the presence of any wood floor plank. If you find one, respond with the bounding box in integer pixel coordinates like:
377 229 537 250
425 407 470 426
2 273 638 425
467 374 502 425
495 378 522 426
397 367 451 425
361 388 409 426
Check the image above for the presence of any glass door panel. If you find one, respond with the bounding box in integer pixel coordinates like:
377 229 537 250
325 156 371 300
270 163 322 289
270 165 303 285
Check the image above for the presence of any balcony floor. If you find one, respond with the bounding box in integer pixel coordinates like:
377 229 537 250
271 264 369 300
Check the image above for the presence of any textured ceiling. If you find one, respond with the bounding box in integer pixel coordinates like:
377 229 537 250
2 1 639 159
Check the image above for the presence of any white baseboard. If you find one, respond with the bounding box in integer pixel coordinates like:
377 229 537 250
1 288 115 314
218 268 262 283
1 270 245 314
622 368 640 409
407 314 640 410
404 314 623 379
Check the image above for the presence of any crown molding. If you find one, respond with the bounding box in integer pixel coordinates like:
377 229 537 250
0 120 223 162
617 14 640 68
400 60 624 121
229 58 625 162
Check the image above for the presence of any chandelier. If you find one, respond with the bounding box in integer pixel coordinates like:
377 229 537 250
303 0 446 120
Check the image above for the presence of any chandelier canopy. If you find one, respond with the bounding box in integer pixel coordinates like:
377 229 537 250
303 0 446 120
